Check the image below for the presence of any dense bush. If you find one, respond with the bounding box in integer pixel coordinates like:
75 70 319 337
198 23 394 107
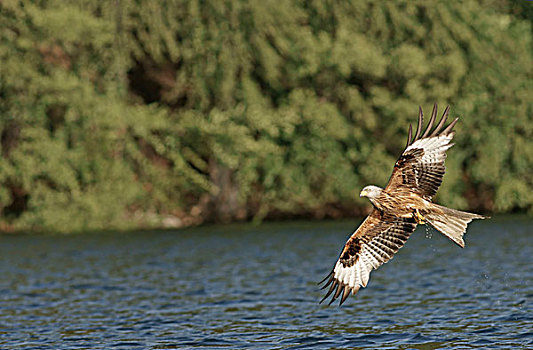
0 0 531 232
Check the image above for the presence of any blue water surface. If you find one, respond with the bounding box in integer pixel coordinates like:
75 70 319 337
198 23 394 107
0 216 531 349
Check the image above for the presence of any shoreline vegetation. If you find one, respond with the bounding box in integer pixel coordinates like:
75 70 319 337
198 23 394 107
0 1 531 233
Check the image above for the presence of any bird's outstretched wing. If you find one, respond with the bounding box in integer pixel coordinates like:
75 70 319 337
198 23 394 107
385 104 458 199
319 210 417 305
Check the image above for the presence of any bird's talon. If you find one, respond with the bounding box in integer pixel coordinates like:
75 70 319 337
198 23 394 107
414 210 426 224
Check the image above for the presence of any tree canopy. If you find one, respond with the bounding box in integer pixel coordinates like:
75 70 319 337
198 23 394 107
0 0 531 233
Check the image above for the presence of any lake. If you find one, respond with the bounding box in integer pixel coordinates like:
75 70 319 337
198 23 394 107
0 216 531 349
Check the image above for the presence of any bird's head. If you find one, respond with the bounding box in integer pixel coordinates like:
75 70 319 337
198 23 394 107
359 185 382 200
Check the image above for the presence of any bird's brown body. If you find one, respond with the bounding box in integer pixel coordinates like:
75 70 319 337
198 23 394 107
373 189 432 220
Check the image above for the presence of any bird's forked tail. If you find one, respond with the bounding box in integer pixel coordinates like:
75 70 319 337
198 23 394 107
425 203 488 248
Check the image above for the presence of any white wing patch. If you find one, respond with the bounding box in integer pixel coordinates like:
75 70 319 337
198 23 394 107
406 133 454 163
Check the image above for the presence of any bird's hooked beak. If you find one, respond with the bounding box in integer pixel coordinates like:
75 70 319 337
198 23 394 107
359 189 367 198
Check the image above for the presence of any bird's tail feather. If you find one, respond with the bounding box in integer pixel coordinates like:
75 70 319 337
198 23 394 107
425 204 488 248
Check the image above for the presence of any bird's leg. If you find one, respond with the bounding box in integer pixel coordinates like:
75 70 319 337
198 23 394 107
414 209 426 224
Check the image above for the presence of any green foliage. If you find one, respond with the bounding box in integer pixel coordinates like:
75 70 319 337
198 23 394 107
0 0 531 232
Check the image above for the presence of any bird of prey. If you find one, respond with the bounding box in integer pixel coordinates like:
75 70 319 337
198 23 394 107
319 104 488 305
